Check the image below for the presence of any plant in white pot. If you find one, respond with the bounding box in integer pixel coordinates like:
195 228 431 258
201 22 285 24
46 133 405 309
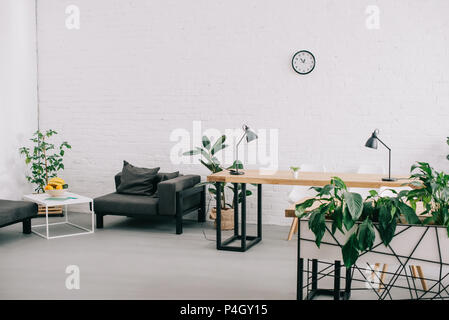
296 162 449 299
290 166 300 179
296 176 421 268
183 135 252 230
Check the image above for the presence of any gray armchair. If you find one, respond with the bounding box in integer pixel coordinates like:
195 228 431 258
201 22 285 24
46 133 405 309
93 172 206 234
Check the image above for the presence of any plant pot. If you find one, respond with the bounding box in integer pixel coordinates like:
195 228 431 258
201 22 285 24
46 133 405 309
293 171 299 179
299 218 449 265
209 207 234 231
298 218 449 299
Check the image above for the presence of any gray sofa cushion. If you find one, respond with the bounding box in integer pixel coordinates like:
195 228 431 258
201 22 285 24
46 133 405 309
154 171 180 196
116 161 160 196
94 192 159 216
0 200 37 227
157 175 201 216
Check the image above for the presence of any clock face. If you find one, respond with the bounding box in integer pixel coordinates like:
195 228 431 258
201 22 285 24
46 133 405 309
292 50 315 75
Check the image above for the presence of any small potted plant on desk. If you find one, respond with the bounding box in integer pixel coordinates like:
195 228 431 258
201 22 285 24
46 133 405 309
290 166 300 179
19 129 71 216
183 135 252 230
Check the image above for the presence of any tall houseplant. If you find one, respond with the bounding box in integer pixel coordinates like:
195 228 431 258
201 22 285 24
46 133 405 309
19 129 71 193
183 135 252 229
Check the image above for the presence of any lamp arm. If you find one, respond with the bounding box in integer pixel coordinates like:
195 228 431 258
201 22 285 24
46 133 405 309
375 136 391 151
233 132 246 173
376 136 392 179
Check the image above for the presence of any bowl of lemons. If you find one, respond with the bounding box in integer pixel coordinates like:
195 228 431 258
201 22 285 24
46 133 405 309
44 177 69 197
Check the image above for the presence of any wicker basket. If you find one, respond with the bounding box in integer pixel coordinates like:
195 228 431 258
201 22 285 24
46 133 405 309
38 205 63 216
209 207 234 231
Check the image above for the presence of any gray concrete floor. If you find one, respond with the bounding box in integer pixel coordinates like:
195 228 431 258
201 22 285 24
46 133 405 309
0 213 298 299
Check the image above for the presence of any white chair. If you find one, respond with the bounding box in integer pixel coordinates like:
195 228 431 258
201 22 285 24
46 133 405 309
286 164 326 240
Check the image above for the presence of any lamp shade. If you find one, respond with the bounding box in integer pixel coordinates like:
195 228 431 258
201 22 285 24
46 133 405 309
365 129 379 149
365 135 378 149
243 125 258 142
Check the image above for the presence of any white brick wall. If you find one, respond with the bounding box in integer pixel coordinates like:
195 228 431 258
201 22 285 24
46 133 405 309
37 0 449 225
0 0 38 199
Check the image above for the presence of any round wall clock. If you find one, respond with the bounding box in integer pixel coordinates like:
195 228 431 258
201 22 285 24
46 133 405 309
292 50 316 75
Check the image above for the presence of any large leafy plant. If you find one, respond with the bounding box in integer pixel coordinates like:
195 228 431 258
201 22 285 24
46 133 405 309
183 135 252 209
296 177 420 268
406 162 449 235
19 129 71 193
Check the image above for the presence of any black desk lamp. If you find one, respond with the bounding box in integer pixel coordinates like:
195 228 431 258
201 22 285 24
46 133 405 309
365 129 396 181
230 124 258 175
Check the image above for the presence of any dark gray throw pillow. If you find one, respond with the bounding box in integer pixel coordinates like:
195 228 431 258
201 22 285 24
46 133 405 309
116 161 160 196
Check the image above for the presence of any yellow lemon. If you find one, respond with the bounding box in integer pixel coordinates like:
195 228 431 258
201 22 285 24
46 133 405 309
56 185 63 190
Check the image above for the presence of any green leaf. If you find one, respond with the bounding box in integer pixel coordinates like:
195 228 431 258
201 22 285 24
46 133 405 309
211 135 226 155
202 136 211 150
357 218 375 251
331 176 347 191
183 149 200 156
343 205 355 231
369 190 378 197
295 198 316 217
331 206 344 234
342 234 359 268
343 191 363 221
378 206 397 246
378 204 391 230
227 160 243 170
318 184 334 196
397 202 420 225
308 208 326 247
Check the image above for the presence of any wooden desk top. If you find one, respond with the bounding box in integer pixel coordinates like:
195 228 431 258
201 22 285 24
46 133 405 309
207 169 413 188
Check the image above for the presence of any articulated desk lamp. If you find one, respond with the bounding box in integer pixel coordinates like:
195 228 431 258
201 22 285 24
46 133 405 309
365 129 396 181
229 124 258 175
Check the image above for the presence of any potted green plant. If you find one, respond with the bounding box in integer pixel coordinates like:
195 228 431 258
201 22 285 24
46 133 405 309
296 176 421 268
296 161 449 267
19 129 71 215
183 135 252 230
290 166 300 179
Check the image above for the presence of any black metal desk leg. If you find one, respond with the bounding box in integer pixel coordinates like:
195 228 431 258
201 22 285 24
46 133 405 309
297 218 302 300
312 259 318 291
334 261 341 300
241 183 247 251
216 182 222 249
297 258 304 300
257 184 262 238
345 266 352 299
215 182 260 252
233 183 239 236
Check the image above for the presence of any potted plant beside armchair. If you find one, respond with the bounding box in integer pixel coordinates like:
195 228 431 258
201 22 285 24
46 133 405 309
183 135 252 230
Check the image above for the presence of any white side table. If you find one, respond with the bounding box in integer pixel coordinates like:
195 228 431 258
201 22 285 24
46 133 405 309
23 192 94 239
